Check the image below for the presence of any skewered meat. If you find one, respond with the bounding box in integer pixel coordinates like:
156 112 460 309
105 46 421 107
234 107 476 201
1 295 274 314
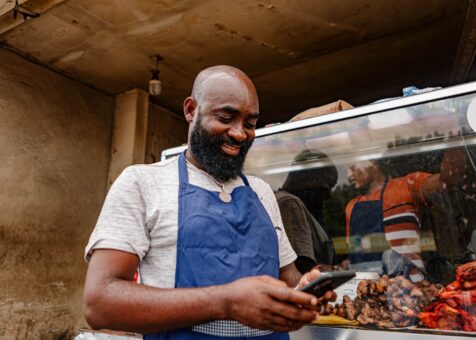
376 319 395 328
419 260 476 331
410 286 423 298
464 281 476 290
321 274 441 328
439 289 476 306
343 295 356 320
444 280 462 292
457 261 476 283
357 280 369 298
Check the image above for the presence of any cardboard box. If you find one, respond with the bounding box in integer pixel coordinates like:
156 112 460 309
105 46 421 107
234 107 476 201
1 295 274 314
289 100 353 122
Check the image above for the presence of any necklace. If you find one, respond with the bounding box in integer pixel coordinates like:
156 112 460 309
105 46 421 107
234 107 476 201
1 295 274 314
186 159 232 203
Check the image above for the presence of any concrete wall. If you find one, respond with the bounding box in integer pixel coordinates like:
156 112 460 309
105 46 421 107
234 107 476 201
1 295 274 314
0 48 114 339
145 102 188 163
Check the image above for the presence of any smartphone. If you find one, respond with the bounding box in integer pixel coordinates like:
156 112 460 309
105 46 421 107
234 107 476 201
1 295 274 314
297 271 356 298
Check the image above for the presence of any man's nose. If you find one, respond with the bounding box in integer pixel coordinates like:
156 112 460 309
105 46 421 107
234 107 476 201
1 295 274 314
228 125 247 143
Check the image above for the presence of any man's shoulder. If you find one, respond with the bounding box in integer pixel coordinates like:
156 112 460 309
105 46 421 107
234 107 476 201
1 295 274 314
246 175 273 192
125 156 178 175
245 175 280 206
275 190 308 212
275 190 300 204
116 156 179 188
391 171 432 186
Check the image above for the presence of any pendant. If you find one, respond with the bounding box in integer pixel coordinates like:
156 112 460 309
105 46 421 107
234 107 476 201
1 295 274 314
219 190 232 203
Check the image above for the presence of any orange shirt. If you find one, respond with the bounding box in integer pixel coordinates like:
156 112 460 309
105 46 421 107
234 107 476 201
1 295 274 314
345 172 432 272
345 172 431 239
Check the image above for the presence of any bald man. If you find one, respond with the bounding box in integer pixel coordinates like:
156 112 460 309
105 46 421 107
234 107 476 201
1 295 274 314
83 66 325 339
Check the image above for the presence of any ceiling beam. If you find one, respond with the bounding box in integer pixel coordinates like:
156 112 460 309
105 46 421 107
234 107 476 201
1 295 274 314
0 0 65 36
0 0 27 17
450 0 476 84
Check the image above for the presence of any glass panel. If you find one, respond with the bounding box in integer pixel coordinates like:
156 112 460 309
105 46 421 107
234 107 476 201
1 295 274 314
244 92 476 334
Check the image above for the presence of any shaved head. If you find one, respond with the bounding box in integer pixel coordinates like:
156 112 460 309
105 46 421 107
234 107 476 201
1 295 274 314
191 65 257 103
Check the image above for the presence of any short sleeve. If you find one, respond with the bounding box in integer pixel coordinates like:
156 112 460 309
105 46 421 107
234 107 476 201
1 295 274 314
84 167 151 262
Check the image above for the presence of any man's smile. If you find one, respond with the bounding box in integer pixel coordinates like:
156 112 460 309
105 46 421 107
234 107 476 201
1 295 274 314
221 143 241 156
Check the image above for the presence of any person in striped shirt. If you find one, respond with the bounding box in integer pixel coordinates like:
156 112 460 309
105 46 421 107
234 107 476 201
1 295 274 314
344 159 441 282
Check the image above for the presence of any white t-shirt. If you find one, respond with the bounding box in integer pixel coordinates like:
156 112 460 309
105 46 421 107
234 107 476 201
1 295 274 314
85 156 296 288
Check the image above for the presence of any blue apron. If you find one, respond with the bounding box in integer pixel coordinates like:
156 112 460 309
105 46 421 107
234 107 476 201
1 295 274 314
349 179 387 269
145 153 290 340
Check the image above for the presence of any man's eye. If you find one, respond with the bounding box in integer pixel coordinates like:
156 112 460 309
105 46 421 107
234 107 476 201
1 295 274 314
218 115 232 123
245 120 257 128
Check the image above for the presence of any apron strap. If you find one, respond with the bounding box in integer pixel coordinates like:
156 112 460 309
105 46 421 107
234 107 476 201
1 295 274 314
355 177 388 204
379 177 388 202
178 152 189 186
239 173 250 186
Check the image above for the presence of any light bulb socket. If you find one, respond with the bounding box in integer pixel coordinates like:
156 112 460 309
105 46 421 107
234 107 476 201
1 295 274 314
151 69 160 80
149 54 163 95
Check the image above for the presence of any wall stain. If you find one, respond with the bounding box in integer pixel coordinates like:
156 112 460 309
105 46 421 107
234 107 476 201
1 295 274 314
213 22 296 58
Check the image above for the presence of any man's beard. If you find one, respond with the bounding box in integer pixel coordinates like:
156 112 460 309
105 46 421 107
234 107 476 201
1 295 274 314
189 116 253 182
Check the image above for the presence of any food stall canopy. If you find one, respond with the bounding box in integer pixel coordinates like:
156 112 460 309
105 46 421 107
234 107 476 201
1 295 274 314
0 0 475 125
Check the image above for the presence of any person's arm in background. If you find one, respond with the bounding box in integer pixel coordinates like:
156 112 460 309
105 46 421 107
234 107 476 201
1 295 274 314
421 148 469 199
438 148 468 188
277 193 318 274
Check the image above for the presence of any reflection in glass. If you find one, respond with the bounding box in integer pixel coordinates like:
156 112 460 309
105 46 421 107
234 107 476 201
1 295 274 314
244 91 476 333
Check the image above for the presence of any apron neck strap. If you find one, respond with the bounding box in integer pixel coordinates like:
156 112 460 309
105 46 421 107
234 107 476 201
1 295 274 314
239 173 250 186
379 177 388 201
356 177 388 203
178 152 189 185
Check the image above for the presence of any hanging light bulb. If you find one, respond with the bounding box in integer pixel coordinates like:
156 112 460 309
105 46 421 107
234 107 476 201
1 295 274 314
149 74 161 96
149 55 163 96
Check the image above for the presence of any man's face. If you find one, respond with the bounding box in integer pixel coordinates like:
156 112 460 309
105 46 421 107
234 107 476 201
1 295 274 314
347 161 375 190
188 74 259 182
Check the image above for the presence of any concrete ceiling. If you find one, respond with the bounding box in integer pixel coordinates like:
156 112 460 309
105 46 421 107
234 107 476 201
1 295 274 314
1 0 475 126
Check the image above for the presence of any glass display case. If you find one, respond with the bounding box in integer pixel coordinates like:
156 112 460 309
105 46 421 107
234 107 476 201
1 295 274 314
162 81 476 339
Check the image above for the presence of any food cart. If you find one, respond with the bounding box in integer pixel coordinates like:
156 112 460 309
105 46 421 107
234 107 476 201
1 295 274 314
162 81 476 340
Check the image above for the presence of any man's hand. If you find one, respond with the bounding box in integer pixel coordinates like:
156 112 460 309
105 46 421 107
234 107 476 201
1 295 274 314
222 275 318 332
297 268 337 304
297 268 321 289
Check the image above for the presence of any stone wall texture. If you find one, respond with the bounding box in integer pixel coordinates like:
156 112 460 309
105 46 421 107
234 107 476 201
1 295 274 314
0 48 114 339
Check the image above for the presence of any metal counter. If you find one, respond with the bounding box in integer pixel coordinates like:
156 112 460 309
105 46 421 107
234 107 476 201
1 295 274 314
291 326 476 340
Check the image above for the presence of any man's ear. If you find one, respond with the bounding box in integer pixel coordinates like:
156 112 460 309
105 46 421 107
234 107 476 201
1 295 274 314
183 97 196 123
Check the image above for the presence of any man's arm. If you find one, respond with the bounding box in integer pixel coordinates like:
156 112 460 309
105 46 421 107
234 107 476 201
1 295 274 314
421 148 469 199
83 249 320 334
280 262 325 290
279 263 303 288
